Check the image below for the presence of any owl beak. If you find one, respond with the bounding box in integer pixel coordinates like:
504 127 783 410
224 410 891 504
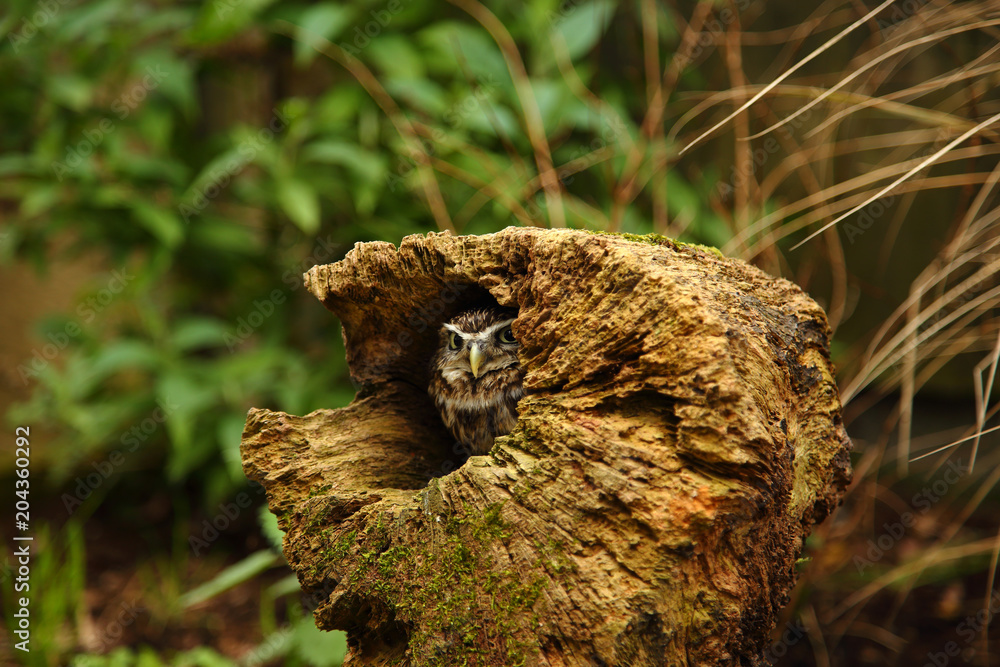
469 343 484 378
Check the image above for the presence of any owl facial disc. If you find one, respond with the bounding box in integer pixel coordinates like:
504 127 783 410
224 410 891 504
428 307 524 455
442 317 516 380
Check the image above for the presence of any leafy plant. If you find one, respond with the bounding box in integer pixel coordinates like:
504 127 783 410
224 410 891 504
1 523 85 666
4 0 1000 664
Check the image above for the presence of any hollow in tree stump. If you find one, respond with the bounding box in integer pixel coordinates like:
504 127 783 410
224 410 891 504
240 227 852 666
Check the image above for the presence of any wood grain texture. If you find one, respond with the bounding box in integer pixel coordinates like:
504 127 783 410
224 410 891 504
241 227 852 666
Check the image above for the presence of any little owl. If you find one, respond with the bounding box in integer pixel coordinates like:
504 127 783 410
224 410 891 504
428 306 524 455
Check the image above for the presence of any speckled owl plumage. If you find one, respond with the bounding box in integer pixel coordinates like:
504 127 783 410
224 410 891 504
428 307 524 455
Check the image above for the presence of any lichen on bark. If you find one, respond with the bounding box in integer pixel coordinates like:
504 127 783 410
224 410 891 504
241 227 852 666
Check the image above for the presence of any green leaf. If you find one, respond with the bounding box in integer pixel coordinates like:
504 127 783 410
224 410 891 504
368 34 426 79
136 6 198 40
113 150 189 185
291 617 348 666
90 184 131 207
57 0 124 42
530 79 574 134
276 178 320 233
218 411 249 482
185 145 253 198
132 49 198 119
314 87 364 127
318 146 386 212
20 184 61 217
665 170 704 229
174 647 238 667
187 0 277 45
383 78 448 115
135 106 175 153
170 317 231 351
157 372 218 480
292 3 354 66
188 219 259 255
258 505 285 552
0 155 38 177
47 74 93 112
418 22 510 83
300 140 386 184
131 201 185 248
85 340 160 383
551 0 616 61
180 550 281 608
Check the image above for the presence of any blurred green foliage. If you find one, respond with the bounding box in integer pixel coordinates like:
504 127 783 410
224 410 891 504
1 0 732 662
69 620 347 667
1 523 85 662
3 0 1000 663
2 0 726 509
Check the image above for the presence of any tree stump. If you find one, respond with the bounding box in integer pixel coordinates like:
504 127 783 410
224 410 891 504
240 227 851 666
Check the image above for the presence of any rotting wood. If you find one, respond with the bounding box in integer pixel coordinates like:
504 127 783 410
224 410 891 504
241 227 852 666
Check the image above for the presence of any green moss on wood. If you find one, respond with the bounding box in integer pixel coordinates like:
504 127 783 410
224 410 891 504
328 504 546 665
580 229 725 258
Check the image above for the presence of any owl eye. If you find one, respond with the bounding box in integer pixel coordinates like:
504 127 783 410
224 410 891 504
498 326 516 344
448 331 463 350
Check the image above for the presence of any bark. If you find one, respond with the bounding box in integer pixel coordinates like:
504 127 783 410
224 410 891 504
240 227 852 666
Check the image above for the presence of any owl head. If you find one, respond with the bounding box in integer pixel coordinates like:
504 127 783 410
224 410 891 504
434 307 519 381
428 305 523 454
